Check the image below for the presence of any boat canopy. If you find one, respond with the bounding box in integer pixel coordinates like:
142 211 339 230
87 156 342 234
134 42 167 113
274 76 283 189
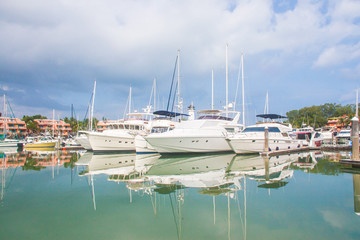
153 110 189 117
256 114 287 120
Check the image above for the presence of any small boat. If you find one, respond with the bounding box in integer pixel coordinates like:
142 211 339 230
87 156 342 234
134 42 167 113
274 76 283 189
24 135 57 149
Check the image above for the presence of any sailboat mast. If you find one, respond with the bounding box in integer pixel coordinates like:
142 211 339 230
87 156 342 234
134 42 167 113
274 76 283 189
177 49 182 113
226 44 229 118
3 94 6 137
242 53 245 126
90 81 96 131
356 88 359 118
212 69 214 110
52 109 55 138
154 78 157 112
129 86 132 114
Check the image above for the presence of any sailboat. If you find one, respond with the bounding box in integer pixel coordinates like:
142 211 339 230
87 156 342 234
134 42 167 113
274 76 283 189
0 94 24 149
75 81 96 151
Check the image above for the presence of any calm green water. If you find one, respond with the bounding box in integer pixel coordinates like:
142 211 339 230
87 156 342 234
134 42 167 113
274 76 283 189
1 150 360 240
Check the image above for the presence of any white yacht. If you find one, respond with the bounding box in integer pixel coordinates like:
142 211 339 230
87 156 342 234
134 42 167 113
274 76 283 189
135 111 182 154
227 114 302 154
75 131 92 150
144 110 241 154
86 114 149 153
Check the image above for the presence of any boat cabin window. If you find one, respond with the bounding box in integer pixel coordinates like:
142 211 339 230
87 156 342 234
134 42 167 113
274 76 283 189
243 127 281 133
113 125 119 130
135 125 140 130
124 125 129 129
198 115 233 121
151 127 169 133
119 125 124 129
225 128 235 133
297 133 312 140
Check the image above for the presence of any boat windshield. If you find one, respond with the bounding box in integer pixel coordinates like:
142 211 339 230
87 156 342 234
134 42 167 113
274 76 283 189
242 127 281 133
198 115 233 121
151 127 169 134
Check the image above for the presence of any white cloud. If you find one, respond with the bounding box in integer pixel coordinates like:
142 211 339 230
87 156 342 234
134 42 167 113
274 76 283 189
0 0 360 117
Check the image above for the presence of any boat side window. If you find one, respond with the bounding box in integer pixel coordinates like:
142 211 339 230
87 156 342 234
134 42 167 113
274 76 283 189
243 127 280 133
282 133 288 137
113 125 118 129
315 132 321 138
135 125 140 130
225 128 235 133
108 125 113 129
125 125 129 129
119 124 124 129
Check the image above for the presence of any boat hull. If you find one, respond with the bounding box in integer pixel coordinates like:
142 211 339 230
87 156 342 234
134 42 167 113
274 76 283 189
87 132 136 153
135 135 157 154
145 135 233 154
227 138 301 154
24 141 57 149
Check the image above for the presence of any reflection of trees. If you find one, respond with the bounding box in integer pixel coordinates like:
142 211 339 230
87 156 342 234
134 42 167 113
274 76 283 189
22 156 45 171
63 153 78 169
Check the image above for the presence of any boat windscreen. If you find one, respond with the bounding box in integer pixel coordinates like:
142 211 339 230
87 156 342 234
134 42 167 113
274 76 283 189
243 127 281 133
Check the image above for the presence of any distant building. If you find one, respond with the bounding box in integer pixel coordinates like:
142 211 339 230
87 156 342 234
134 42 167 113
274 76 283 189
326 115 349 130
34 119 72 137
0 117 27 138
97 120 123 132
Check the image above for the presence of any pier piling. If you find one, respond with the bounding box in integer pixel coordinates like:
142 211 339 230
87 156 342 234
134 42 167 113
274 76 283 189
264 126 269 155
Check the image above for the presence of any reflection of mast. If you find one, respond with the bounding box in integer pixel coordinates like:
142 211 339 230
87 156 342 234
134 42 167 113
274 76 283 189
353 174 360 216
90 174 96 210
1 155 5 201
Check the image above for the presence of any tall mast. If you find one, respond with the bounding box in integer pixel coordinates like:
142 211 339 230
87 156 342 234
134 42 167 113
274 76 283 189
226 44 229 118
129 86 132 114
90 80 96 131
3 94 6 137
241 53 245 126
154 78 157 112
52 109 55 137
212 69 214 110
177 49 182 113
356 88 359 118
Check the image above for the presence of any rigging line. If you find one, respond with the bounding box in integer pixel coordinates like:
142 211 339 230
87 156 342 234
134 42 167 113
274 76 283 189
167 55 178 111
234 59 242 112
235 187 245 233
171 77 179 113
82 92 93 123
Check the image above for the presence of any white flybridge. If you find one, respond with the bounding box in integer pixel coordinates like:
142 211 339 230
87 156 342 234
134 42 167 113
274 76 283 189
227 114 302 154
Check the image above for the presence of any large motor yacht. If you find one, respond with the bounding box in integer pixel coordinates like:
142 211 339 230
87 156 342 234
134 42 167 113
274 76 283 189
144 109 240 154
227 114 302 154
86 113 150 153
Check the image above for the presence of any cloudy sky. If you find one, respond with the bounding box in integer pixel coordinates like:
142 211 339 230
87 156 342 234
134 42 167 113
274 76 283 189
0 0 359 124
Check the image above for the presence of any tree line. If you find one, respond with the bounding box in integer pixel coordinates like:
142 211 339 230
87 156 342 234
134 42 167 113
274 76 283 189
21 115 99 134
285 103 357 129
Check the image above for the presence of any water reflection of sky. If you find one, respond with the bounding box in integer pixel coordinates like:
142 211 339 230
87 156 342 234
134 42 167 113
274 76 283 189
1 150 360 240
